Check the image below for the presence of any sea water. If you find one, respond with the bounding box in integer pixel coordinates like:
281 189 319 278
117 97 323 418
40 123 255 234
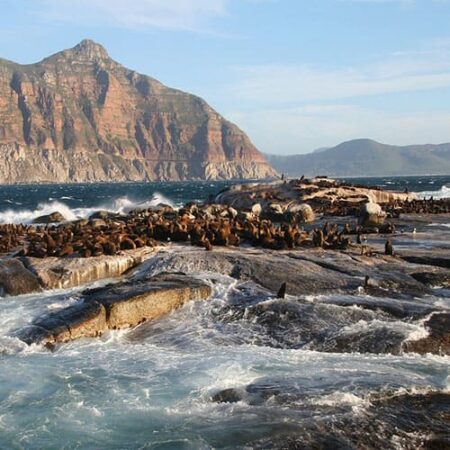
0 176 449 449
0 175 448 224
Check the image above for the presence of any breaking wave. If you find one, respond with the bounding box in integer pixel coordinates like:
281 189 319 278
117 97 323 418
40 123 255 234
415 184 450 199
0 192 175 224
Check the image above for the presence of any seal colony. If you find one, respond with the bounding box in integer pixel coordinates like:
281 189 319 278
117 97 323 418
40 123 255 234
0 177 448 259
0 176 449 355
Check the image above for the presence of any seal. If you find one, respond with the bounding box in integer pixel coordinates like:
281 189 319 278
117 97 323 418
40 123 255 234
385 239 394 256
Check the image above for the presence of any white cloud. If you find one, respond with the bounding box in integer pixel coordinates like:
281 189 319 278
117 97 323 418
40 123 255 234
30 0 229 31
230 50 450 104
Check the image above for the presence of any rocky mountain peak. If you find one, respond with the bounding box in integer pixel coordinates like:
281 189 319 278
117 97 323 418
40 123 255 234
72 39 110 61
0 41 277 183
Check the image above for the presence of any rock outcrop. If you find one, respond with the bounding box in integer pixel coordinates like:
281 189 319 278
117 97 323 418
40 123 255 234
32 212 66 224
137 247 435 298
17 272 212 345
0 258 41 296
0 39 276 182
402 313 450 355
359 202 386 226
214 178 415 218
22 247 153 290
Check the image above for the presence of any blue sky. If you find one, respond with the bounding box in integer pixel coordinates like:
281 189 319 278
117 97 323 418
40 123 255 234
1 0 450 154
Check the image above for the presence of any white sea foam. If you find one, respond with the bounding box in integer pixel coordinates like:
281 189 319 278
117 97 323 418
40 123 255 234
1 268 449 447
0 192 175 224
428 223 450 229
311 391 368 408
415 184 450 199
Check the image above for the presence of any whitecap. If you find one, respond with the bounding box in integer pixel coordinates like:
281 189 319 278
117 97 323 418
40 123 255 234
0 192 177 224
415 184 450 199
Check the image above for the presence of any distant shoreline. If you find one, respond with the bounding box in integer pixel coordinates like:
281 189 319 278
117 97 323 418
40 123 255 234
0 174 449 187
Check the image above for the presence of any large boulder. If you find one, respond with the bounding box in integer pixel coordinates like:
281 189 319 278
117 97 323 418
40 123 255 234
17 272 212 345
32 211 66 224
0 259 42 296
288 203 315 223
359 202 386 226
251 203 263 216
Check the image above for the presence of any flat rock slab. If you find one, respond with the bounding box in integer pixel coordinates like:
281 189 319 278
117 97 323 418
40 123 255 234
22 247 153 290
0 258 42 296
139 247 432 298
398 248 450 269
17 273 212 345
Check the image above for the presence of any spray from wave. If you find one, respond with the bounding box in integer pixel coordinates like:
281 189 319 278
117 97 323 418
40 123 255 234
415 185 450 200
0 192 175 224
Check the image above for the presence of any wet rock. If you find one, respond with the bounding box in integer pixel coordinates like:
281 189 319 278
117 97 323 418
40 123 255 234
32 211 66 224
320 295 435 319
359 202 386 226
87 273 212 330
17 272 212 345
321 326 407 355
411 270 450 287
253 392 450 450
400 249 450 269
139 249 356 295
89 210 119 220
0 258 42 296
212 388 244 403
17 301 107 345
218 296 424 354
403 312 450 355
22 247 153 290
140 248 433 298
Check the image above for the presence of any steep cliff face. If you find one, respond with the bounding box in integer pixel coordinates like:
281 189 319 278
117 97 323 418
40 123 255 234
0 40 276 182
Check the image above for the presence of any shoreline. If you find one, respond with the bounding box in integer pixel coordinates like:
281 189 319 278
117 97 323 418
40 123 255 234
0 176 448 355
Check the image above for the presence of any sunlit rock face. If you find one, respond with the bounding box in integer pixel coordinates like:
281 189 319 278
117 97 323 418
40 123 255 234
0 39 276 183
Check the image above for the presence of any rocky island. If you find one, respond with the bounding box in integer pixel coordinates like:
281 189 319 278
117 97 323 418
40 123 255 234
0 177 448 351
0 177 449 448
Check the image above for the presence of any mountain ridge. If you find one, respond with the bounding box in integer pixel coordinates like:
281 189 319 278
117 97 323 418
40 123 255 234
0 39 276 183
265 139 450 177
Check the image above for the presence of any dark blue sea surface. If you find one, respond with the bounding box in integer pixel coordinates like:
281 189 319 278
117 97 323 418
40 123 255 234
339 174 450 197
0 176 448 224
0 180 238 213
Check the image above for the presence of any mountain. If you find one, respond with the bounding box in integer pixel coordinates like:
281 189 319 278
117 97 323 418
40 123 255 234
265 139 450 177
0 39 276 183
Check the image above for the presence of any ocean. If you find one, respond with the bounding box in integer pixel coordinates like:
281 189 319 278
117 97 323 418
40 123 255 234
0 175 449 224
0 175 449 449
